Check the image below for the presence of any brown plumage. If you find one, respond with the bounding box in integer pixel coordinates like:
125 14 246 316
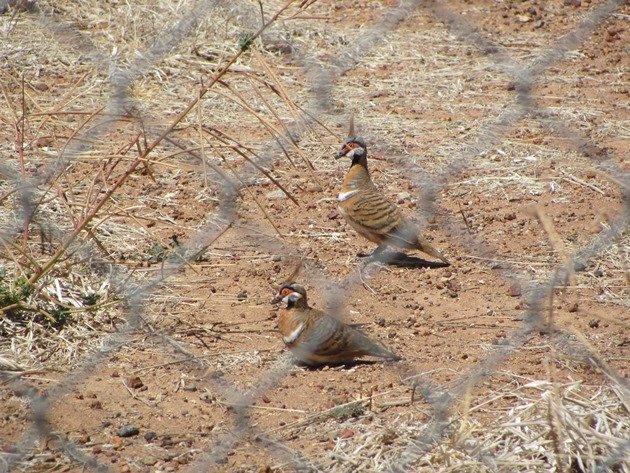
335 136 450 264
271 282 401 366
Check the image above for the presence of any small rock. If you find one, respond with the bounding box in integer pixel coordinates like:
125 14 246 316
376 318 386 327
381 429 397 445
271 255 281 262
563 0 581 6
588 319 600 329
568 302 578 313
397 192 411 203
593 269 603 277
118 425 140 438
34 136 53 148
89 400 102 410
508 282 522 297
126 376 143 389
265 189 287 199
306 182 322 193
112 436 124 450
32 81 49 91
504 212 516 221
573 261 587 272
447 280 460 292
327 209 339 220
237 290 248 301
199 392 214 402
261 395 271 404
182 383 197 392
144 431 157 442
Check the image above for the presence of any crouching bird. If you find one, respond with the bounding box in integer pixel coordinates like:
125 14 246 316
335 135 450 265
271 282 401 366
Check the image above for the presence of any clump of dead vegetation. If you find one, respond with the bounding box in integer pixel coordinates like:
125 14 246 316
1 1 628 472
290 377 629 472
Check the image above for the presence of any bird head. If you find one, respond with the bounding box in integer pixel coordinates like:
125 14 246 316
334 136 367 160
271 282 308 308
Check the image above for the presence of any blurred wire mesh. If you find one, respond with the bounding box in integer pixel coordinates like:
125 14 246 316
0 0 628 471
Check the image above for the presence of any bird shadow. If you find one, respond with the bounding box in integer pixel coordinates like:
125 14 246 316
369 251 450 269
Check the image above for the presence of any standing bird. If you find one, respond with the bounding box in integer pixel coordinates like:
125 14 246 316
334 136 450 264
271 282 401 366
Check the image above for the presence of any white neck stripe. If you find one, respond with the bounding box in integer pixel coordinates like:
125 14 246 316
283 323 305 345
338 190 359 202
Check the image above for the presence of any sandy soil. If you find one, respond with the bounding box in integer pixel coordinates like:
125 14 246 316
0 0 628 472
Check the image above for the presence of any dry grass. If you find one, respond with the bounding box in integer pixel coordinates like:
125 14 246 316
260 373 629 472
1 0 628 471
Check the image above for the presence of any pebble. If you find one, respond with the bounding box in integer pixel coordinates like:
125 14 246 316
306 182 323 193
508 282 522 297
265 189 287 199
89 400 102 410
32 81 49 91
588 319 600 329
118 425 140 438
126 376 143 389
573 261 587 272
397 192 410 203
144 431 157 441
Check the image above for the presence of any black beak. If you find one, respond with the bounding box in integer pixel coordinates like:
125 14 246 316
334 148 346 159
271 294 283 304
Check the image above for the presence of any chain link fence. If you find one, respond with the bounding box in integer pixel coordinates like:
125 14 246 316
1 0 628 471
